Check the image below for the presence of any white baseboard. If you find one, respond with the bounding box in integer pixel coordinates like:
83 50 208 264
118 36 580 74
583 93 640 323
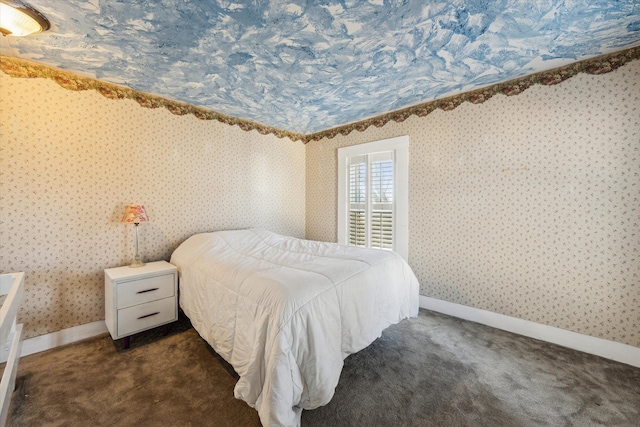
18 321 108 359
420 296 640 368
10 302 640 369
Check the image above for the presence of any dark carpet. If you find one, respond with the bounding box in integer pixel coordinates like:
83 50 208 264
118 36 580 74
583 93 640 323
8 309 640 426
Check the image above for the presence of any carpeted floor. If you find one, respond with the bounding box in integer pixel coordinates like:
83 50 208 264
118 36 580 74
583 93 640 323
8 309 640 426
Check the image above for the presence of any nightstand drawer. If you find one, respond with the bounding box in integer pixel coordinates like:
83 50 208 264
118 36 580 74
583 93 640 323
117 273 175 309
117 297 176 337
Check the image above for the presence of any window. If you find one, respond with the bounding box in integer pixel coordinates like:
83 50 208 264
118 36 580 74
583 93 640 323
337 135 409 261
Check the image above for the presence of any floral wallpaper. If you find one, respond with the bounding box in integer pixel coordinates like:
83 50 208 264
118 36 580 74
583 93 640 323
1 50 639 347
306 59 640 348
0 72 306 339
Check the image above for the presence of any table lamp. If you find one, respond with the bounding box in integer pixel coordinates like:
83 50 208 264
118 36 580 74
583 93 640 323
121 204 149 268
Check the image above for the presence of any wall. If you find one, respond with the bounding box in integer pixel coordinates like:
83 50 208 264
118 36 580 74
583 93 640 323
0 72 306 339
306 60 640 348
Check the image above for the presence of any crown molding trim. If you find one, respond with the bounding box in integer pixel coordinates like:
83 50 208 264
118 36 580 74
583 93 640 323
2 46 639 144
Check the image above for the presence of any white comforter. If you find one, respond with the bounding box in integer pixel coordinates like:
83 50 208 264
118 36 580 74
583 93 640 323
170 228 419 426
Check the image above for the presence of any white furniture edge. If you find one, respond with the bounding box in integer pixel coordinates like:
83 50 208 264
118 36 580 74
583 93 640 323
420 295 640 368
0 324 22 427
16 320 108 360
0 272 25 427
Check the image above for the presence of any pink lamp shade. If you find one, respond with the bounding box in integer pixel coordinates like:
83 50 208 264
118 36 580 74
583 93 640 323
121 205 149 224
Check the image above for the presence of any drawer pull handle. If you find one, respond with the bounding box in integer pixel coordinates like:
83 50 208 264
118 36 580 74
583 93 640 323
138 312 160 320
137 288 159 294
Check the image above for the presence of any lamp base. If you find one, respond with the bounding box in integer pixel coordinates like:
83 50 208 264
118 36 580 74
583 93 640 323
129 256 146 268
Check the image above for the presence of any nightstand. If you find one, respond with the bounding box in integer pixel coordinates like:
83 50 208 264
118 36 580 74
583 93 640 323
105 261 178 349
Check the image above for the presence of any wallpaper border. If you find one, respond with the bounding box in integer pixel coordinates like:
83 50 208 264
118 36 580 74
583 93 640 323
0 56 306 142
304 46 640 142
2 46 639 144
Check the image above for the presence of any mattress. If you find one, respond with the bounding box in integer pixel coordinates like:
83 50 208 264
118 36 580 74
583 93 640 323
170 228 419 426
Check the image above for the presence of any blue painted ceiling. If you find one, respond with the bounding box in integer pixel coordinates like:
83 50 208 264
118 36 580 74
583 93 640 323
3 1 640 134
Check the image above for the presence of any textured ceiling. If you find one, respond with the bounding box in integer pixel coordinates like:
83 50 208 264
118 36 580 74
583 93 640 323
3 1 640 134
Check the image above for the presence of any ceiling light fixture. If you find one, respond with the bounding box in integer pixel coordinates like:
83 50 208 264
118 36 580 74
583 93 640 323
0 0 50 37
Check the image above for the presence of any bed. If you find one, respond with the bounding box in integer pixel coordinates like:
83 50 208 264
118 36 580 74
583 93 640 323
170 228 419 426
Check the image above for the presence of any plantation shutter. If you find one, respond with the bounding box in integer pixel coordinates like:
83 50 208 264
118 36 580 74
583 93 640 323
370 152 394 250
348 155 366 247
347 151 394 251
338 135 408 260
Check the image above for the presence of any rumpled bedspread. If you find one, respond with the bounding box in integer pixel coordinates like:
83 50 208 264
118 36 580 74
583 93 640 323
171 228 419 426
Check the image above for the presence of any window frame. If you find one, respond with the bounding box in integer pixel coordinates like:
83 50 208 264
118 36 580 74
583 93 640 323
337 135 409 261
